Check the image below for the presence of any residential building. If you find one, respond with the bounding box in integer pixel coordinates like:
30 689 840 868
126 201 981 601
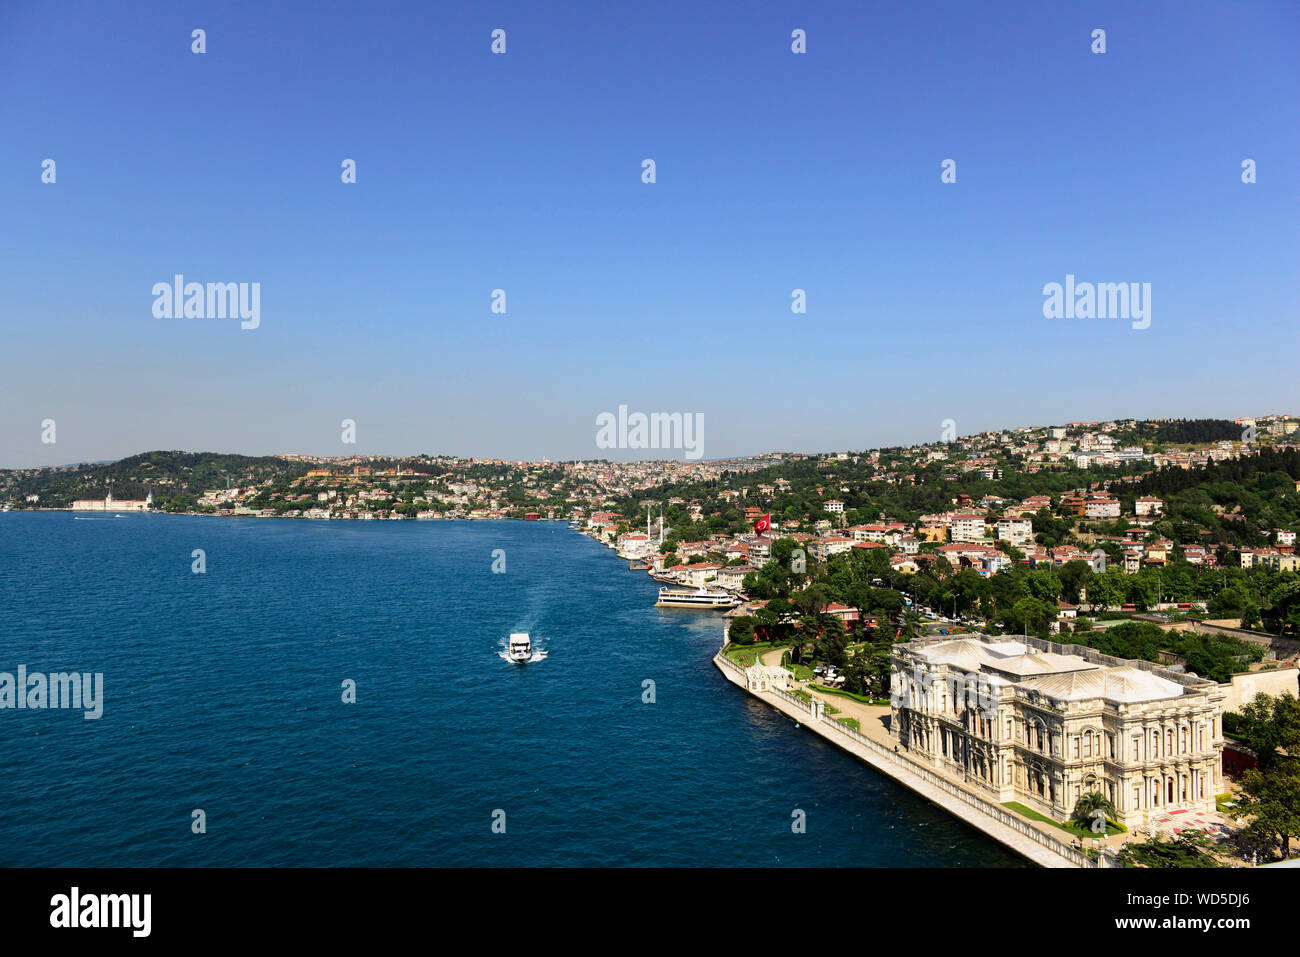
1084 496 1121 520
949 514 988 543
996 517 1033 547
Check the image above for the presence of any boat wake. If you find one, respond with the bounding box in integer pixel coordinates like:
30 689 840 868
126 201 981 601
498 648 548 665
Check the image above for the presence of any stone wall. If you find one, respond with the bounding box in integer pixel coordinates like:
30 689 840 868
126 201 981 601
1219 667 1300 713
1160 620 1300 661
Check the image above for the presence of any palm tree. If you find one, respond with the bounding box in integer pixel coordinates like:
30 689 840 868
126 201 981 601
900 608 922 641
1072 791 1117 831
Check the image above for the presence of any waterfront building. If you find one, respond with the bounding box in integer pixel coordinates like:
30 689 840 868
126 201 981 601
743 663 791 693
678 563 724 588
889 634 1224 828
715 565 751 591
71 491 152 512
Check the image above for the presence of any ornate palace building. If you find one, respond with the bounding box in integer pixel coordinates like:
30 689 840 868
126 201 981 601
890 635 1224 828
71 491 153 512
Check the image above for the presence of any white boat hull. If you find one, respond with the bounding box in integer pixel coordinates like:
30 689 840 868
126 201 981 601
655 587 738 610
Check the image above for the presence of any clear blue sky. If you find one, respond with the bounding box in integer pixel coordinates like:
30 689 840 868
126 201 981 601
2 0 1297 467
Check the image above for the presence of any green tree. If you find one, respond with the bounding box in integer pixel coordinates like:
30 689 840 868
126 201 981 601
727 616 757 645
792 585 829 617
1091 570 1128 611
1235 768 1300 860
1230 693 1300 772
1024 569 1063 601
1006 597 1055 635
1057 560 1093 604
1117 832 1220 868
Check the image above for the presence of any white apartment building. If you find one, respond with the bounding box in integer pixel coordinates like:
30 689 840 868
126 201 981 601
809 537 855 561
996 517 1033 547
1084 497 1121 519
949 513 988 543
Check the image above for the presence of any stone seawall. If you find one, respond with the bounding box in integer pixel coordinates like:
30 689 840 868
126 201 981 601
712 651 1093 869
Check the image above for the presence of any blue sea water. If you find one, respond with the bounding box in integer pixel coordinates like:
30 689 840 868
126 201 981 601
0 513 1022 867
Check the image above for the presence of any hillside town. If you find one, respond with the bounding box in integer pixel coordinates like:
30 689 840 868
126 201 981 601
575 415 1300 630
5 418 1299 588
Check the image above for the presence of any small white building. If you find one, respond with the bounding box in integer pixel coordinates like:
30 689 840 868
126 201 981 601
744 664 792 693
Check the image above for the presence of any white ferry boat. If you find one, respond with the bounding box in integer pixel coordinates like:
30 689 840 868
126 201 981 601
507 632 532 663
654 586 738 610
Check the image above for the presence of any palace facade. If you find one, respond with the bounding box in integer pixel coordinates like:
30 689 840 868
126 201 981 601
71 492 153 512
890 634 1224 828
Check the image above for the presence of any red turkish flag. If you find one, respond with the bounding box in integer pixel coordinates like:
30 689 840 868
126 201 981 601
753 513 771 535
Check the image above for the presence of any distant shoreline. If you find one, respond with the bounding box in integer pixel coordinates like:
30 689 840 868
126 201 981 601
6 508 568 523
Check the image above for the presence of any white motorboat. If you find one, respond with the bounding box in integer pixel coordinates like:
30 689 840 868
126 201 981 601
507 632 532 663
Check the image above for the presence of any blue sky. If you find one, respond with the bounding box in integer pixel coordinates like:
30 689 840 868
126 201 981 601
2 0 1297 467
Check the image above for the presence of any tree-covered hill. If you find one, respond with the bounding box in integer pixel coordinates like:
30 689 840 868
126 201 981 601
1 451 302 509
1134 447 1300 548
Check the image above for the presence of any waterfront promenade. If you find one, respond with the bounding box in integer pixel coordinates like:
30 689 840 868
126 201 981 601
713 649 1098 868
